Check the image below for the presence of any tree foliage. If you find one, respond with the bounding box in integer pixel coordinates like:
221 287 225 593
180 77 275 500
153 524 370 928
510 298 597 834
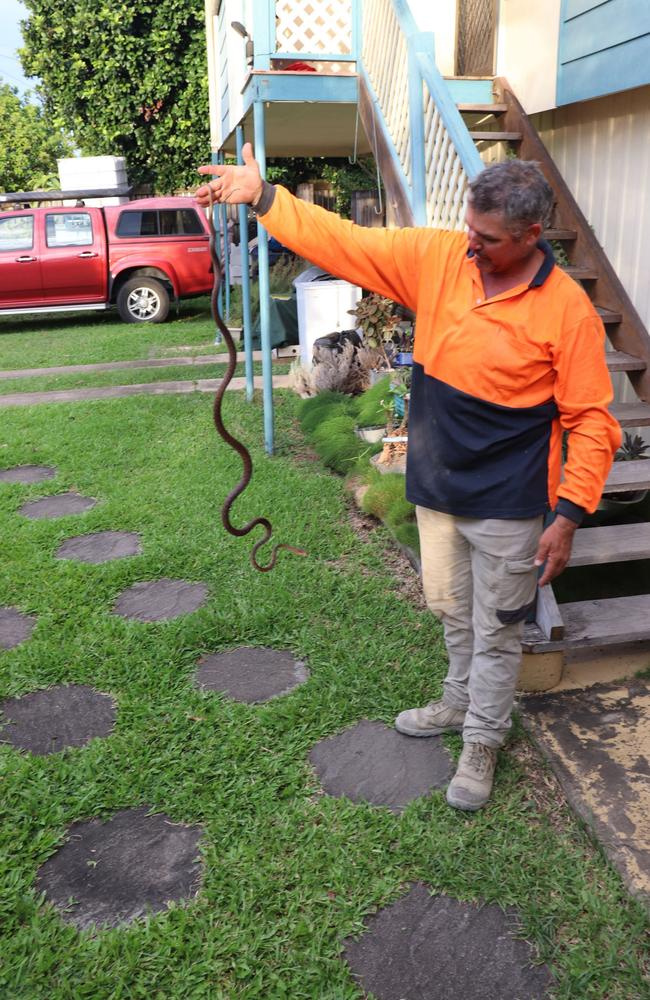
266 157 378 217
0 80 74 194
19 0 210 193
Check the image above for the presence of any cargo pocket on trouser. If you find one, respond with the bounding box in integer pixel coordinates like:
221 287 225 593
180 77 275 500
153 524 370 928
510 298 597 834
495 558 538 625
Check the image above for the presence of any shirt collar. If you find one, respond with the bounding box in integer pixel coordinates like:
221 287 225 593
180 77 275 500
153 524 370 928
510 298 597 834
465 238 556 289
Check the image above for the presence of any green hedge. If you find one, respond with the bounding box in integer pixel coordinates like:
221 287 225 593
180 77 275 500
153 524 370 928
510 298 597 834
297 386 418 552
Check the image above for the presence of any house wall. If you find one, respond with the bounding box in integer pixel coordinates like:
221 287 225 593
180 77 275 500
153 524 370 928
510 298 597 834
406 0 456 76
495 0 561 113
557 0 650 106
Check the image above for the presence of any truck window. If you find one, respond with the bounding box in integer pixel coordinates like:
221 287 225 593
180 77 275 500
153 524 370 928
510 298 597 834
116 208 204 237
0 214 34 251
45 213 93 248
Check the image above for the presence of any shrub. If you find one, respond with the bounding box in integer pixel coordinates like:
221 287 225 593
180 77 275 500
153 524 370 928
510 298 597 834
298 391 353 435
310 414 372 474
354 375 392 428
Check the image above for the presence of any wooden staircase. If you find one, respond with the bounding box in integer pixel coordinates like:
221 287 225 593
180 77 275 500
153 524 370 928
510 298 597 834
458 78 650 658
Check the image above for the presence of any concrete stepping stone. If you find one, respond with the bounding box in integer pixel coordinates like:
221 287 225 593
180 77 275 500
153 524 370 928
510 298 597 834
19 492 97 519
0 464 56 484
195 646 309 703
309 719 454 813
343 882 554 1000
0 685 116 755
36 806 204 929
0 606 37 650
113 578 208 622
56 530 142 564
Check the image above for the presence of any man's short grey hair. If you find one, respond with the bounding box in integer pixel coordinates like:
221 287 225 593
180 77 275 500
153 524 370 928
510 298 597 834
467 161 553 237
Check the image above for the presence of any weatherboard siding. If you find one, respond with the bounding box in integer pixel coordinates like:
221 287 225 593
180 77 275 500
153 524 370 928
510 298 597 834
558 0 650 105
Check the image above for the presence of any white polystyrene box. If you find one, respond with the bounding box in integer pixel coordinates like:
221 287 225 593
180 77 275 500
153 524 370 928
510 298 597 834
293 267 362 366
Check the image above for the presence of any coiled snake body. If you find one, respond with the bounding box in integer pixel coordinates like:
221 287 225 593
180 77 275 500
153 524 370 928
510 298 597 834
207 189 306 572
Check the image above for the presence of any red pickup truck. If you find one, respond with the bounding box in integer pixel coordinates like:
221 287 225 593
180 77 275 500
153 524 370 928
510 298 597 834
0 196 212 323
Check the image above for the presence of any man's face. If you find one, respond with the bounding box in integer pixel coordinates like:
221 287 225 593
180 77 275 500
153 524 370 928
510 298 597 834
465 204 540 275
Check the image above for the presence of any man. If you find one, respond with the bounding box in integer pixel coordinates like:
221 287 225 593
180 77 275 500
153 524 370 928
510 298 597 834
196 147 621 811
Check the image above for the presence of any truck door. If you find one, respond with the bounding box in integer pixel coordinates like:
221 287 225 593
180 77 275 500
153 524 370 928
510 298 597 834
40 208 106 303
0 211 43 305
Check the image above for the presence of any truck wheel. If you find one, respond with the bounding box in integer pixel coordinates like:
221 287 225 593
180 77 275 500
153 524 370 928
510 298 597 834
117 277 170 323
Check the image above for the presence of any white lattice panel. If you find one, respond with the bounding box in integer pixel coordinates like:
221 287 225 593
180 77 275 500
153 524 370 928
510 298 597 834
275 0 352 55
362 0 411 185
423 91 469 231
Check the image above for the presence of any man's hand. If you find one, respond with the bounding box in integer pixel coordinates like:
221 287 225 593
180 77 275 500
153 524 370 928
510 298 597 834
534 514 577 586
195 142 263 208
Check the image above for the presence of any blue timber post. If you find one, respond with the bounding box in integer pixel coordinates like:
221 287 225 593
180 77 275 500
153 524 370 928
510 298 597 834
253 98 274 454
211 151 224 343
236 125 254 402
217 151 232 323
407 31 431 227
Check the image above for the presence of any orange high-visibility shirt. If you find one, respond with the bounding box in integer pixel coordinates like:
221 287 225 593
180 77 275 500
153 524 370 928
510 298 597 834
258 185 621 520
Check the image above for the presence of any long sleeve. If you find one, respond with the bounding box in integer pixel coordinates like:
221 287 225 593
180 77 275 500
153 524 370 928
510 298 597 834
553 313 622 514
257 184 435 312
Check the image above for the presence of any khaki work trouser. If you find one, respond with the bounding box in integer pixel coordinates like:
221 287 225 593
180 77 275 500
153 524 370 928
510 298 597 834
416 506 543 747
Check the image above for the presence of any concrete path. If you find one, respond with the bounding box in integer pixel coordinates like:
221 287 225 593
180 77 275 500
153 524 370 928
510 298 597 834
0 350 285 381
0 374 291 407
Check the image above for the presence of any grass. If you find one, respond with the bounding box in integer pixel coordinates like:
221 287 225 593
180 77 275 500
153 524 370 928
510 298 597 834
0 297 226 371
0 387 649 998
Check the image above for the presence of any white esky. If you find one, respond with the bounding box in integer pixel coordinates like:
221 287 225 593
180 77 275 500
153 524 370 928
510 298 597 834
0 0 35 95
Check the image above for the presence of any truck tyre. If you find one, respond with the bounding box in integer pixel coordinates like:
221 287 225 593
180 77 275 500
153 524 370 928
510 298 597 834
116 276 170 323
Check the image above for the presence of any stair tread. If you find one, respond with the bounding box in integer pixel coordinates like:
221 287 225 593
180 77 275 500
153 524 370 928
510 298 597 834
569 523 650 566
610 402 650 426
457 103 508 113
606 350 647 372
524 594 650 652
544 229 577 240
603 458 650 492
469 130 522 141
561 265 599 280
596 307 623 324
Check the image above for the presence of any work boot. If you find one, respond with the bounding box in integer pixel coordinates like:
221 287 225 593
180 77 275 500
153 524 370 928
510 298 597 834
446 741 498 811
394 699 466 737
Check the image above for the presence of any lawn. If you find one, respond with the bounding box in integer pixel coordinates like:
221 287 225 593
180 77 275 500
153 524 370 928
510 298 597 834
0 296 238 371
1 387 649 998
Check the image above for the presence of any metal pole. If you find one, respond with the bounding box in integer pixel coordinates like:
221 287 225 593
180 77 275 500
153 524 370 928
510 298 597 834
217 151 232 323
253 99 274 455
211 152 223 344
236 125 255 402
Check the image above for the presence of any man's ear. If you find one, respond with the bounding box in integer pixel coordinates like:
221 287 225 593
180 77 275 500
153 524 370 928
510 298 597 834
527 222 543 245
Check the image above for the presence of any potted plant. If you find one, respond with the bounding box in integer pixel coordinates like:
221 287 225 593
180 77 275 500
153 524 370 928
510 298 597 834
600 431 650 509
348 293 400 373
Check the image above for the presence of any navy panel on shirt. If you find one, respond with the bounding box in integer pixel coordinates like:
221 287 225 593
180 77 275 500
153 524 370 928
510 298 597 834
406 363 557 518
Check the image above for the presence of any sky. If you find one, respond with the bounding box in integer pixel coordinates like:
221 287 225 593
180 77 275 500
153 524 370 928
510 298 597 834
0 0 34 96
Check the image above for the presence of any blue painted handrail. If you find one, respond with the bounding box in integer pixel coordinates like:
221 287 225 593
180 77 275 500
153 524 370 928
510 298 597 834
391 0 483 181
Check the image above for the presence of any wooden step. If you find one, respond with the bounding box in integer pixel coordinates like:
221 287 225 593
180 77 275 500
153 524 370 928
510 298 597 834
568 523 650 567
603 458 650 494
525 594 650 652
457 103 507 114
469 130 522 142
610 402 650 427
561 265 599 280
544 229 577 240
596 307 623 325
606 350 647 372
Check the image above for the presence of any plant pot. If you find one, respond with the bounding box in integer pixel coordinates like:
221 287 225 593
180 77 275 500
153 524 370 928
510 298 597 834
355 425 385 443
599 490 648 511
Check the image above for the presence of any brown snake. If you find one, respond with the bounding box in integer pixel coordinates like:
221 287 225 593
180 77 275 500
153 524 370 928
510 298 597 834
206 187 307 572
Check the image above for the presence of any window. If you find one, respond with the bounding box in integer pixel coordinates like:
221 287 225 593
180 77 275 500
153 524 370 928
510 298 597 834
0 214 34 251
116 208 204 238
45 213 93 248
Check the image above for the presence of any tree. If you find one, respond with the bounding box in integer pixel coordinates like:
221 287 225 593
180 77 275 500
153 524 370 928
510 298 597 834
266 157 378 217
19 0 210 193
0 80 74 193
